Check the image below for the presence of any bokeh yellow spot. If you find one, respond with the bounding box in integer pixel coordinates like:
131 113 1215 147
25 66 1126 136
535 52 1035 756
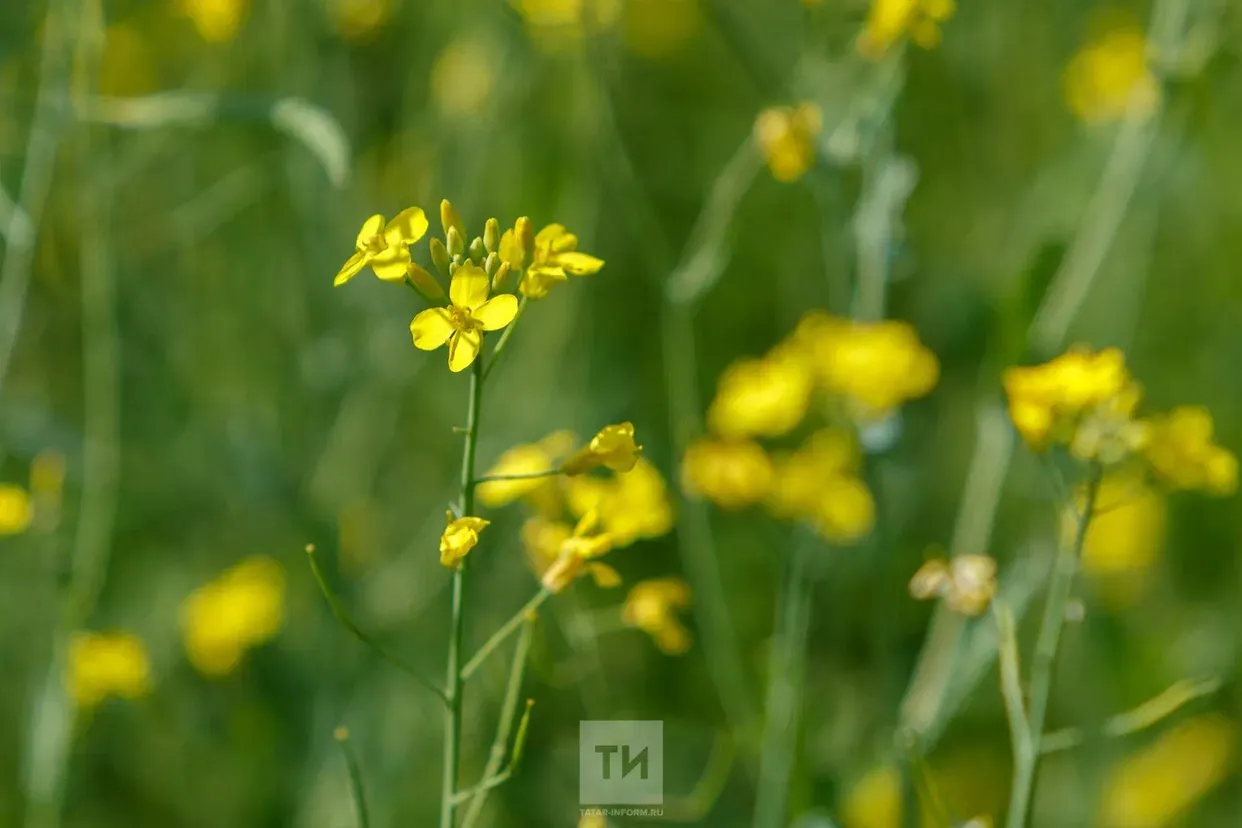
431 37 497 120
180 556 286 677
67 630 152 709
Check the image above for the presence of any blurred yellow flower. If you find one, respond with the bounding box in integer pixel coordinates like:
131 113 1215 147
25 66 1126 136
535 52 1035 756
537 510 619 593
180 556 285 677
431 37 497 119
857 0 955 58
517 0 622 52
908 554 997 616
518 223 605 300
335 208 429 286
622 577 692 654
332 0 391 42
478 431 576 512
707 351 813 439
842 765 901 828
562 423 642 475
410 262 519 371
579 813 608 828
1099 714 1234 828
67 630 151 709
766 429 873 543
441 512 490 568
815 475 877 544
566 457 674 547
621 0 699 59
754 103 822 183
0 484 33 535
1145 406 1237 495
183 0 248 43
1065 21 1158 124
681 438 773 510
1070 474 1165 606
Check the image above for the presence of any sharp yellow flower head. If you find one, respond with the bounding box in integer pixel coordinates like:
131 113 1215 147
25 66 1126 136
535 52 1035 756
180 556 285 677
857 0 955 58
0 483 33 535
440 512 491 568
1065 19 1158 124
67 630 152 709
681 438 774 510
707 351 813 439
409 262 519 371
909 554 997 616
565 457 674 547
754 103 822 183
622 577 693 655
1145 406 1237 495
335 207 430 286
562 422 642 475
516 223 605 300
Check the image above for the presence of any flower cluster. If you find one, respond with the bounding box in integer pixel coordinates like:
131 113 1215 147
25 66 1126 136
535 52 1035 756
857 0 956 58
621 577 692 655
1003 346 1237 494
908 553 997 616
1064 18 1158 124
754 103 823 183
67 630 152 709
683 310 938 544
180 556 286 677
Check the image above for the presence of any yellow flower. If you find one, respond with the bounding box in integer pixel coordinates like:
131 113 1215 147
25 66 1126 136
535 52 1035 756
815 476 877 544
1144 406 1237 495
409 262 519 372
622 577 692 654
1069 474 1166 607
516 0 622 52
1065 21 1159 124
180 556 285 677
331 0 391 42
67 630 151 709
538 510 619 593
1099 714 1234 828
478 431 577 512
681 438 774 510
857 0 955 58
517 223 605 299
561 423 642 475
707 351 813 439
621 0 699 59
765 430 874 543
908 554 997 616
335 207 430 286
440 512 491 568
430 37 496 119
754 103 822 183
566 457 674 547
0 483 33 535
183 0 248 43
579 813 608 828
842 765 902 828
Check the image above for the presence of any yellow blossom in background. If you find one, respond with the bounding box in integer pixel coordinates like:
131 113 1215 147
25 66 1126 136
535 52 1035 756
579 813 608 828
331 0 392 42
478 431 576 512
1099 714 1234 828
857 0 955 58
1065 19 1158 124
842 765 901 828
183 0 248 43
1069 474 1166 607
335 207 429 286
0 484 33 535
908 554 997 616
517 223 605 300
430 37 497 119
516 0 621 53
539 510 619 593
707 351 813 439
566 458 674 547
1144 406 1237 495
754 103 822 183
440 512 490 568
561 422 642 475
621 0 699 59
765 429 874 543
180 556 285 677
622 577 692 654
681 438 773 510
67 630 151 709
410 262 519 371
815 476 877 544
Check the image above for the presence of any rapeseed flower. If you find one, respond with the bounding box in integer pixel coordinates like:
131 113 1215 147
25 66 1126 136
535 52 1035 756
441 513 490 568
180 556 285 677
0 483 32 534
536 510 619 593
1071 474 1166 607
477 431 577 512
1144 406 1237 495
622 577 692 654
67 630 151 709
908 554 997 616
562 423 642 475
857 0 955 58
565 457 674 547
1065 20 1158 124
513 223 605 300
335 207 430 286
754 103 822 183
707 351 813 439
410 261 518 371
183 0 248 43
681 438 774 509
331 0 391 42
516 0 622 52
766 430 875 544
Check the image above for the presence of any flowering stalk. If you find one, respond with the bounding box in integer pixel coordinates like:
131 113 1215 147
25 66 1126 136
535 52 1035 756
1005 464 1102 828
461 588 551 681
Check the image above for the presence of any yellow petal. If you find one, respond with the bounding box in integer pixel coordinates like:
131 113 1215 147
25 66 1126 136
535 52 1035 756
370 245 411 282
449 262 490 310
448 329 481 372
550 232 579 253
334 250 368 286
473 294 518 331
534 223 568 247
498 228 522 267
384 206 429 246
588 562 622 588
410 308 454 350
555 251 604 276
355 214 385 248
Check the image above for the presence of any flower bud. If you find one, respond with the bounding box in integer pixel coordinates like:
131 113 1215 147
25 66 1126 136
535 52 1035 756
406 262 447 304
484 217 500 254
468 236 485 262
446 226 465 258
491 261 512 292
516 216 534 264
484 251 500 278
440 199 466 241
429 237 451 277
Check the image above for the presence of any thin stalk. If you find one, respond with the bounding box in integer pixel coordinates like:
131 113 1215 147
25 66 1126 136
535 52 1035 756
473 469 561 485
1005 466 1102 828
461 589 550 681
441 356 484 828
481 295 528 382
334 728 371 828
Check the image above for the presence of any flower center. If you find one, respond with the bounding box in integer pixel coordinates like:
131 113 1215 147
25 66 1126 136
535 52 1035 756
361 233 386 255
448 305 481 333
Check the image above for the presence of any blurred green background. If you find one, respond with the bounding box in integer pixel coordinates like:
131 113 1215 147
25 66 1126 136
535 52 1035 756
1 0 1241 826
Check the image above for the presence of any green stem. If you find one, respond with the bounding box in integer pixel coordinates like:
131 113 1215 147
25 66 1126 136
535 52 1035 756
481 295 528 383
472 468 561 485
461 589 550 681
334 728 371 828
306 545 446 703
441 356 484 828
1005 465 1102 828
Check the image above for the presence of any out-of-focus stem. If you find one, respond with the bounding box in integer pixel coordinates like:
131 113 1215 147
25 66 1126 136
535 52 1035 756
334 728 371 828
